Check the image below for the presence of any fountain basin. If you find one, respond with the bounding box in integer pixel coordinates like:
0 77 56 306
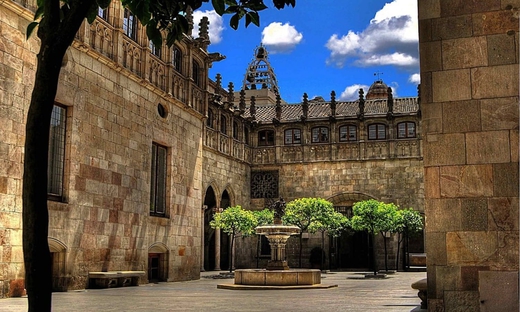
235 268 321 286
255 224 300 235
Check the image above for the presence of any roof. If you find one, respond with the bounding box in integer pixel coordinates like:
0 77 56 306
242 97 419 123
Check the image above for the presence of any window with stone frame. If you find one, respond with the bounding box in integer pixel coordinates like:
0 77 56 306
123 9 137 41
244 127 250 145
149 41 161 58
233 121 239 140
192 61 200 87
220 115 227 135
97 7 108 20
150 143 168 217
339 125 357 142
47 104 67 201
311 126 329 143
368 123 386 140
397 122 416 139
284 128 301 145
207 109 214 128
251 171 279 199
172 46 182 73
258 129 275 146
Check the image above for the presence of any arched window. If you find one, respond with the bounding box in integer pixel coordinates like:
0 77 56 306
368 123 386 140
172 47 182 73
149 41 161 58
244 127 250 145
311 126 329 143
207 109 214 128
339 125 357 142
192 61 200 87
258 130 275 146
220 115 227 134
284 128 301 145
123 9 137 41
397 122 416 138
233 121 239 140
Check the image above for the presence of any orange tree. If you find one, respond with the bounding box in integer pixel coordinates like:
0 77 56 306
24 0 295 310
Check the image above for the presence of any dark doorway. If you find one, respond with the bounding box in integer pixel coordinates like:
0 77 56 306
148 253 160 282
219 190 231 271
203 186 217 271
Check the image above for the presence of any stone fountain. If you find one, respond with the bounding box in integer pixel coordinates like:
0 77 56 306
218 198 337 289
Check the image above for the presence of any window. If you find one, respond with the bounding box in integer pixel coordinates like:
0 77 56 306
48 105 67 200
192 61 200 87
251 171 279 198
339 125 357 142
244 127 249 145
172 47 182 73
312 126 329 143
150 143 167 216
149 41 161 58
98 8 108 20
233 121 239 140
258 130 275 146
397 122 416 138
123 9 137 40
220 115 227 134
368 124 386 140
206 109 214 128
284 128 301 145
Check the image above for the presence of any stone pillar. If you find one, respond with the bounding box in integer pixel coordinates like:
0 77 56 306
419 0 519 310
266 235 291 270
214 228 221 271
200 205 207 272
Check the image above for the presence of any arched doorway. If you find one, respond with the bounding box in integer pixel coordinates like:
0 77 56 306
48 237 67 291
203 186 217 271
219 190 231 271
148 243 169 282
327 192 375 271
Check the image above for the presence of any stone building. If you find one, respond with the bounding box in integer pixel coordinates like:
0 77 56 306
419 1 519 310
202 44 424 271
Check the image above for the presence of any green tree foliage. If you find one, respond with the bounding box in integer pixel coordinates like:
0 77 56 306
394 208 423 270
282 197 346 268
253 208 274 267
210 205 257 272
350 199 399 274
23 1 295 310
310 210 349 269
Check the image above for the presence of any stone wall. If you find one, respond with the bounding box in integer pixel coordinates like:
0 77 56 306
0 1 205 296
419 0 519 310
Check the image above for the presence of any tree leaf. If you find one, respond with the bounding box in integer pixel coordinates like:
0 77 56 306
211 0 225 15
26 21 39 39
246 11 259 27
229 13 239 30
97 0 112 9
86 3 98 23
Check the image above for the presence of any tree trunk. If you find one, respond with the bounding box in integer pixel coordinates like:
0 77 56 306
23 1 96 309
396 233 403 271
382 232 388 272
23 36 70 312
298 232 303 268
229 233 234 273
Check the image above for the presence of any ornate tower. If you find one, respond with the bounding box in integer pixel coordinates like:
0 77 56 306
234 44 282 106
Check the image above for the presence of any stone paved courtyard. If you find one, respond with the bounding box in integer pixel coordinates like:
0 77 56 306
1 271 426 312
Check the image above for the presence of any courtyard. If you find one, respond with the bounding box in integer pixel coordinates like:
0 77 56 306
2 271 426 312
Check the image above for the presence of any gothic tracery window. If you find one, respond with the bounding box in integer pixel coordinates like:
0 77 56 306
251 171 279 199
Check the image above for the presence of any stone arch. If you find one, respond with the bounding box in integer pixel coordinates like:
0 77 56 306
326 192 377 207
148 242 169 282
325 193 377 271
203 183 219 271
221 184 236 208
48 237 67 291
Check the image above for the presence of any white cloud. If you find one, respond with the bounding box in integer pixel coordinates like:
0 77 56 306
408 73 420 84
339 84 370 101
192 10 225 44
261 22 303 53
325 0 418 70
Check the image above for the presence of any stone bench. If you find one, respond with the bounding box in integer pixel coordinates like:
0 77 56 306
89 271 145 288
411 278 427 309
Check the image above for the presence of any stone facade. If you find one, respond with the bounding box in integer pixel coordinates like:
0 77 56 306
1 0 211 297
419 0 519 310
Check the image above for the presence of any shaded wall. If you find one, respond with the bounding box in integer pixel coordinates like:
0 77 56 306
419 1 519 310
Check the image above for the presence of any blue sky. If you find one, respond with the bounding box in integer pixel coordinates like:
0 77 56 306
193 0 419 104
